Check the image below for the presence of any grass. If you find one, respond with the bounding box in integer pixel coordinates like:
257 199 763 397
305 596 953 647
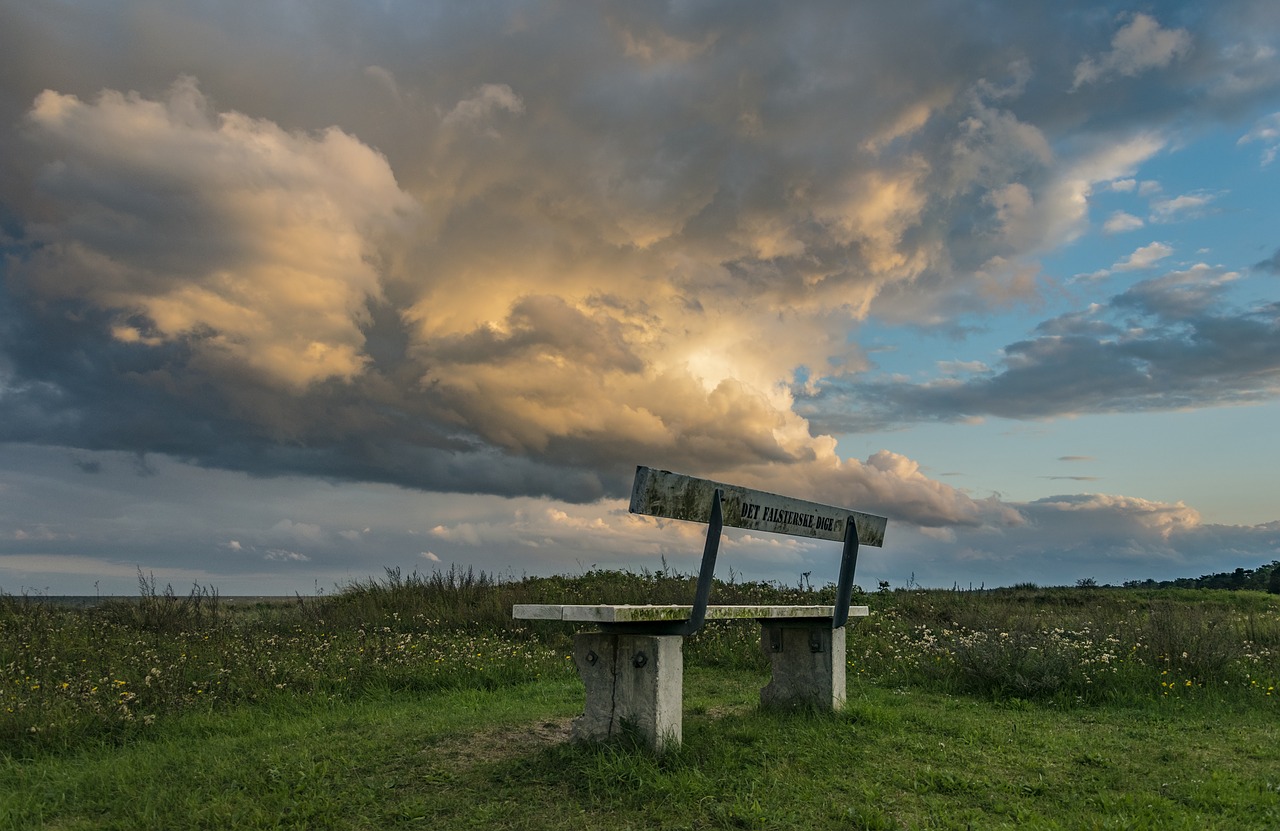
4 673 1276 829
3 570 1280 828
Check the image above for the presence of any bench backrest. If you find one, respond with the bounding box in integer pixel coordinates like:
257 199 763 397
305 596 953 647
627 466 888 632
630 466 887 547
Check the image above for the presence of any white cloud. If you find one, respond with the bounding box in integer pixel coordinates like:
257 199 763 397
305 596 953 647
1150 192 1217 222
1072 13 1192 90
1029 493 1201 539
420 551 441 563
937 360 990 375
996 131 1164 253
264 549 311 562
442 83 525 128
1238 112 1280 165
1113 241 1173 271
9 526 68 541
1102 210 1144 234
1071 268 1114 284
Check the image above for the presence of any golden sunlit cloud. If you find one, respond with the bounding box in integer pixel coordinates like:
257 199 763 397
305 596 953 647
21 77 416 388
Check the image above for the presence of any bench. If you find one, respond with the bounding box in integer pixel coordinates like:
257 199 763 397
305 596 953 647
514 465 888 750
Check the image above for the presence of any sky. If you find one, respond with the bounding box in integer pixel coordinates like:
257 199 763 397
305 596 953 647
1 1 1278 596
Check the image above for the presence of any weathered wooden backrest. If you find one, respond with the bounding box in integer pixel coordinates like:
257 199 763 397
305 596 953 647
627 466 888 632
629 466 887 546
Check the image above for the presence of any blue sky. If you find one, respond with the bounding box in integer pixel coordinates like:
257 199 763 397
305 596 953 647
1 2 1278 595
844 121 1280 521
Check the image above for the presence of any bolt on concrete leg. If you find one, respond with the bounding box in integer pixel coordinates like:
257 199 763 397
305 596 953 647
571 632 683 751
759 623 846 711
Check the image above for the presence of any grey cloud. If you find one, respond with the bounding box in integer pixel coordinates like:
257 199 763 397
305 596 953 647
1071 13 1192 91
883 494 1280 589
800 266 1280 431
1256 247 1280 273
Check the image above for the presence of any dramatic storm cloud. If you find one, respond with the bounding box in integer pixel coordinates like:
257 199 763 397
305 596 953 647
1 1 1278 592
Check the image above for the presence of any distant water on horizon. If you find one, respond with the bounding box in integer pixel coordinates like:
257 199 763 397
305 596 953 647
8 595 297 608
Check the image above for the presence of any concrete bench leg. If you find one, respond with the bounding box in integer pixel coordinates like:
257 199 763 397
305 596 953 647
759 623 846 711
571 632 683 751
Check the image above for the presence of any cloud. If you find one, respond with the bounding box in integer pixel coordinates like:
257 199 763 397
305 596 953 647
1072 13 1192 90
0 1 1277 551
441 83 525 129
270 520 325 545
1137 180 1162 198
937 360 989 375
1239 112 1280 165
1023 493 1200 540
1256 248 1280 274
14 77 416 389
1113 241 1173 271
0 63 1030 527
1111 239 1172 272
264 549 310 563
886 494 1280 586
1150 191 1217 223
1102 211 1144 234
9 525 68 542
799 263 1279 431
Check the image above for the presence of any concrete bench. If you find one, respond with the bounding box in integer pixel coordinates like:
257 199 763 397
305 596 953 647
514 466 887 750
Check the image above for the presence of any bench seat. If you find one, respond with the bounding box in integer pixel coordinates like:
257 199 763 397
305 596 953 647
514 603 869 623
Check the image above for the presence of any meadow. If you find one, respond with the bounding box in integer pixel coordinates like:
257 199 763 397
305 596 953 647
3 568 1279 829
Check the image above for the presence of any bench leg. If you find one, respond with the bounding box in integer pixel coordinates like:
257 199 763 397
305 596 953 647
571 632 683 751
759 623 846 711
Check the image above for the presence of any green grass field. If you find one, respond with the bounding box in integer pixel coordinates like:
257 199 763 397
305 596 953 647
3 570 1279 829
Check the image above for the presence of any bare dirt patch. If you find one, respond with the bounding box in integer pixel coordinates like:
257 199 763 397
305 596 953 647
421 717 574 773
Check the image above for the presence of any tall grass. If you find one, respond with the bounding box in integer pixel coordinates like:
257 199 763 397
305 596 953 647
99 569 224 635
3 571 1278 757
1 570 576 754
853 585 1280 705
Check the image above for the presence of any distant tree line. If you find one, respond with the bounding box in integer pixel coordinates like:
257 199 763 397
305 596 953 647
1122 560 1280 594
